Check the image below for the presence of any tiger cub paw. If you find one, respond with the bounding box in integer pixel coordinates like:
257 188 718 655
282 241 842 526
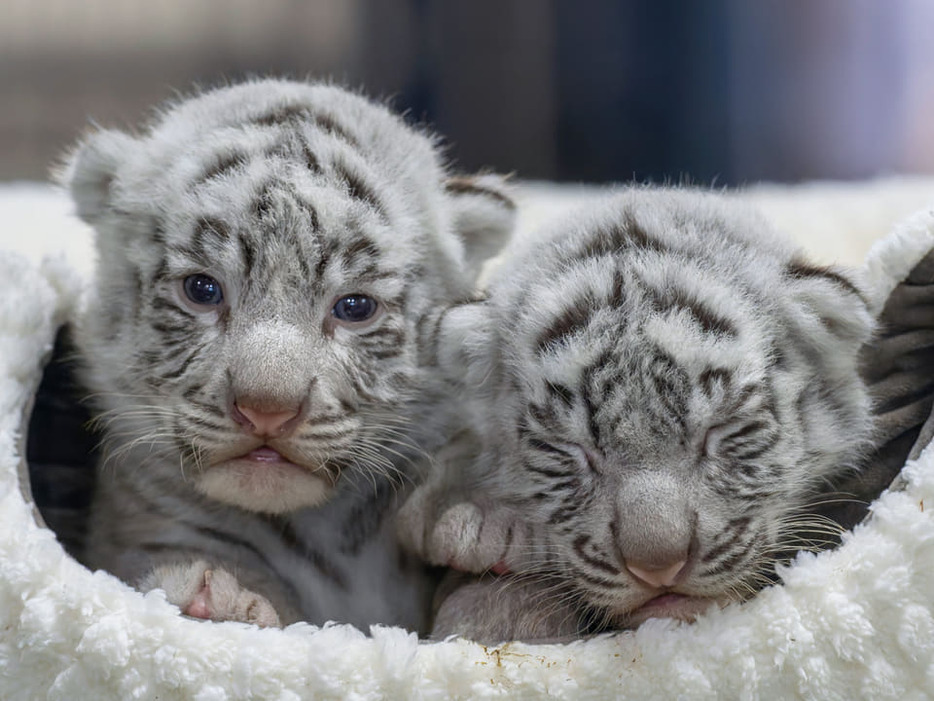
398 486 526 574
142 560 281 627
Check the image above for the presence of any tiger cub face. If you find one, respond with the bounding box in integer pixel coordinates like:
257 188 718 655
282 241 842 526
440 188 874 629
64 79 514 514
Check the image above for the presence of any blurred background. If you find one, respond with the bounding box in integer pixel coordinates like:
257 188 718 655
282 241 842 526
3 0 934 185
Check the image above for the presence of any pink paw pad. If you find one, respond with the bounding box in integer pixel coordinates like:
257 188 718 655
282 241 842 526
183 571 213 619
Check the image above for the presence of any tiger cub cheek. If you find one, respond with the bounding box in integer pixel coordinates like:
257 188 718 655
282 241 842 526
194 462 335 514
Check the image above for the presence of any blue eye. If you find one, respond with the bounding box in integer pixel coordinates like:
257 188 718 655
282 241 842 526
183 274 224 305
332 294 378 323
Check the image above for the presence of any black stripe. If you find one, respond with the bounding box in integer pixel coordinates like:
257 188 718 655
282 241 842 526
186 398 225 418
700 527 745 564
152 220 168 246
151 321 190 336
253 105 361 147
573 536 617 575
730 442 776 461
367 347 403 360
526 401 560 432
521 458 574 480
309 112 360 147
608 267 627 308
253 184 274 219
195 152 246 184
535 299 594 353
545 381 575 408
192 218 230 256
549 503 580 524
549 477 582 492
621 213 669 254
444 177 515 209
314 237 341 282
645 285 737 337
152 257 171 285
699 367 733 396
238 234 255 277
301 140 322 173
720 421 767 446
157 348 201 381
571 215 669 263
348 376 380 402
527 438 573 459
183 383 205 402
787 259 866 303
151 296 195 320
333 162 387 219
729 383 759 414
362 326 406 344
570 565 618 589
582 391 602 448
568 230 621 263
342 235 381 265
293 196 320 232
701 541 753 577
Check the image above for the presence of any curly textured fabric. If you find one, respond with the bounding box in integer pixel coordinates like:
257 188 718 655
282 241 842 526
1 182 933 700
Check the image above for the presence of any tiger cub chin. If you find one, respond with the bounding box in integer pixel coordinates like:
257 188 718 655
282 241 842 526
398 186 875 642
62 78 514 631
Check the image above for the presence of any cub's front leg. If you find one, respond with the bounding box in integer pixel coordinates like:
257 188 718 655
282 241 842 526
431 572 584 644
398 489 531 574
139 560 282 627
399 432 541 574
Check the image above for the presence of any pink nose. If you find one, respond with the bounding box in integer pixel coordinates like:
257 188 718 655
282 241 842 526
626 559 687 589
233 403 300 437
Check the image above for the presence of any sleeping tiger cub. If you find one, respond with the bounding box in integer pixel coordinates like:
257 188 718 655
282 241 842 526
62 79 514 630
399 187 875 641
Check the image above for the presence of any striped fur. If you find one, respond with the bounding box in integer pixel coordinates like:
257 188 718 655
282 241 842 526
401 187 874 640
62 79 514 631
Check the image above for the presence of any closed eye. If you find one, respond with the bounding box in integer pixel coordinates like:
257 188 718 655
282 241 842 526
703 420 770 458
527 438 599 474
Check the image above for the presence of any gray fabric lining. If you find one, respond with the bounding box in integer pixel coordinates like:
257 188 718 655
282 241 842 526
820 248 934 529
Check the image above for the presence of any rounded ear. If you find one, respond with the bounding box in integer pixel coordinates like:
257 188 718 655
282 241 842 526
57 129 139 225
444 174 516 282
786 258 874 348
423 300 496 387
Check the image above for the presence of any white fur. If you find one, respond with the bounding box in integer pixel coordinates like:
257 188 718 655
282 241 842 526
1 181 934 699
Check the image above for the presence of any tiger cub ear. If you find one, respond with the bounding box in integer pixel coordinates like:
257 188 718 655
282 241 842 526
58 128 139 225
445 174 516 282
433 300 497 388
785 258 874 347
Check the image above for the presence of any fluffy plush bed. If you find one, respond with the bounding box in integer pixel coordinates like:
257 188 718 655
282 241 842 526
1 180 933 700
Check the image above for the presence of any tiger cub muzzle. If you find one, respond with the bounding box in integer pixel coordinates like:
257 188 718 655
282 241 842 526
193 320 355 514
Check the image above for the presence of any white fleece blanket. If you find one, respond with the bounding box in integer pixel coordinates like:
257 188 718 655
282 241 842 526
1 181 933 700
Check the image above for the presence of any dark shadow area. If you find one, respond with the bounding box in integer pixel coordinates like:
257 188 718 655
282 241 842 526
26 328 97 560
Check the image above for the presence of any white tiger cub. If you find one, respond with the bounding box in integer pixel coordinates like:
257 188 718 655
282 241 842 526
62 79 514 630
399 187 875 641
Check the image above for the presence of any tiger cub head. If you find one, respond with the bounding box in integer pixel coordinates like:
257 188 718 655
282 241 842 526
439 187 874 629
62 79 514 514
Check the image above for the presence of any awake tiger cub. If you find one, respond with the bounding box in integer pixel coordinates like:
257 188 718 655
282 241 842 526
398 187 875 641
62 79 514 630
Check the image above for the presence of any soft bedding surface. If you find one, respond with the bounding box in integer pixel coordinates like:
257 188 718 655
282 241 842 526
1 180 933 700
